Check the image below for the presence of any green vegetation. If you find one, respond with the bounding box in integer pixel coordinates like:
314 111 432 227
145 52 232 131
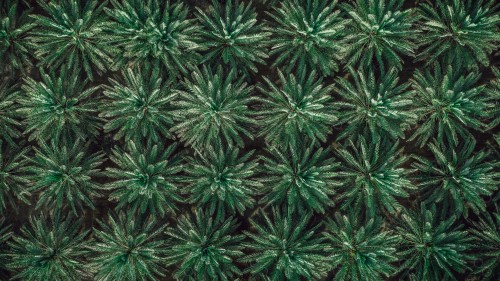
0 1 498 280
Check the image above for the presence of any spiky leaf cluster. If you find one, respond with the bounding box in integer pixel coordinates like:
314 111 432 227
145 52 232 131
257 69 337 147
266 0 348 75
470 212 500 280
29 0 112 80
18 67 102 144
1 1 499 280
106 141 182 218
90 213 167 281
0 218 11 268
397 205 474 280
334 67 416 141
335 136 415 217
26 141 104 214
196 0 270 74
410 64 492 147
417 0 500 68
242 209 330 280
171 66 255 148
341 0 417 70
182 144 261 222
258 0 279 4
105 0 201 76
0 219 8 242
485 67 500 147
324 212 398 281
0 79 22 144
7 214 91 281
0 0 33 73
260 142 340 214
412 138 498 217
101 66 176 143
165 211 244 281
0 141 29 212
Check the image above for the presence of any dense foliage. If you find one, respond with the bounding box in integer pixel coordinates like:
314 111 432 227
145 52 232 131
409 63 493 146
335 136 415 216
196 0 270 74
397 205 474 280
266 0 348 75
324 212 399 280
105 141 182 217
334 67 416 141
470 212 500 280
0 0 498 280
340 0 418 70
0 0 33 73
90 213 167 281
260 141 340 214
104 0 201 76
182 143 261 222
242 209 330 280
257 68 337 147
18 67 102 144
7 214 91 281
412 138 498 217
100 65 176 143
0 79 22 145
0 141 29 212
417 0 500 69
165 211 244 280
171 66 255 148
29 0 112 80
26 141 104 214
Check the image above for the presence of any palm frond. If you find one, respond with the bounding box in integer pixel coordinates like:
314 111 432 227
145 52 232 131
29 0 112 80
18 67 102 144
105 141 182 218
396 204 474 280
100 64 176 143
409 63 492 147
324 212 398 280
165 210 244 280
266 0 348 75
259 141 340 214
104 0 202 76
0 0 34 74
182 143 261 222
242 208 330 280
341 0 418 70
196 0 270 75
0 78 22 145
0 140 30 212
7 213 92 281
257 68 337 147
334 67 416 141
417 0 500 68
412 137 499 217
26 140 104 214
90 212 167 281
171 66 256 148
335 135 415 217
